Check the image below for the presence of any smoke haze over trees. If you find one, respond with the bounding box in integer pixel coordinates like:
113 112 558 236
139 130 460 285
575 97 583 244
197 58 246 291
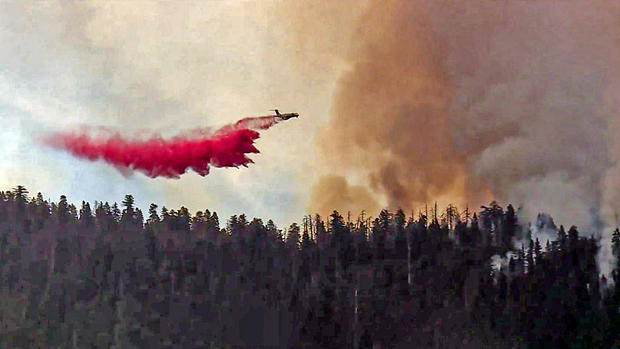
0 186 619 348
296 1 620 277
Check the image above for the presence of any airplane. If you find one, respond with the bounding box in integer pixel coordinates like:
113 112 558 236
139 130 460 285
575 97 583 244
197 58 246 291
270 109 299 120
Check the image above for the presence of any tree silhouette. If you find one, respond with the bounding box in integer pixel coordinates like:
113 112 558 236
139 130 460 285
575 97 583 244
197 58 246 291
0 186 618 348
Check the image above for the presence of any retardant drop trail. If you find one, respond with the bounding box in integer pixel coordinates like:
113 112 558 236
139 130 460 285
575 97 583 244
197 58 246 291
42 114 291 178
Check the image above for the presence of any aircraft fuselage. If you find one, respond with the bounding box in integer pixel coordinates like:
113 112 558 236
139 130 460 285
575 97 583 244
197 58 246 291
277 113 299 120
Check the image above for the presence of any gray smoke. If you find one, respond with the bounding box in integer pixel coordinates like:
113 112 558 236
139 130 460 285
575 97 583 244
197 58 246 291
299 1 620 275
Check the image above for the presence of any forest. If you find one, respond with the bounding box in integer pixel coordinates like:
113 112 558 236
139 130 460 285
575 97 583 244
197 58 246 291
0 185 619 348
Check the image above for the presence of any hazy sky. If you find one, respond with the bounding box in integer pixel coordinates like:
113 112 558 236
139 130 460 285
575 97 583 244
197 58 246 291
2 0 619 267
0 1 364 228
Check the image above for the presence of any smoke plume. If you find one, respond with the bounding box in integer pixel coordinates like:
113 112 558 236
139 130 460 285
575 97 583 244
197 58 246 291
42 115 283 178
299 1 620 272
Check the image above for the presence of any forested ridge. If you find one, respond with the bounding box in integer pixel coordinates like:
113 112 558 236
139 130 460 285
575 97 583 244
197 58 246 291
0 185 619 348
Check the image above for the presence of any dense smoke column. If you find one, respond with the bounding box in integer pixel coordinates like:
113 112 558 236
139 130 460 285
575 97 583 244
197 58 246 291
42 115 282 178
309 1 619 225
301 1 619 273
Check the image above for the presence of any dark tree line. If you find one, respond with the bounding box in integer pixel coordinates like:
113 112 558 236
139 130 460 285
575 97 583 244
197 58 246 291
0 185 619 348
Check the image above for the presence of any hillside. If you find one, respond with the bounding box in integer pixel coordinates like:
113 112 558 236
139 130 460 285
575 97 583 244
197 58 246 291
0 186 619 348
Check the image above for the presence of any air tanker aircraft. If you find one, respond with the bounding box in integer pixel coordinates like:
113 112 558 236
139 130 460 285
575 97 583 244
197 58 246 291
270 109 299 120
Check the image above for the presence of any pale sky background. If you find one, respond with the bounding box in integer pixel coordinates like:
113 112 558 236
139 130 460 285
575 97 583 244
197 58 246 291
0 1 366 229
3 1 618 266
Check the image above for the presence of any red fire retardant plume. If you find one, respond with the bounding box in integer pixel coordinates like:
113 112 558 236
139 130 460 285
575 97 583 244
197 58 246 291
43 115 283 178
